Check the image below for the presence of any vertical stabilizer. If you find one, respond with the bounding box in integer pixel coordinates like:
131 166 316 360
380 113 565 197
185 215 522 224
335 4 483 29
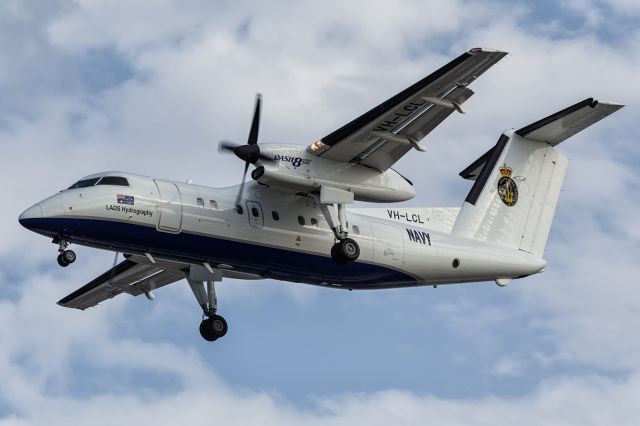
452 132 567 257
453 98 623 257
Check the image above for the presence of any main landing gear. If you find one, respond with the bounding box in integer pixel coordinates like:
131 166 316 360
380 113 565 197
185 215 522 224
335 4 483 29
54 238 76 267
331 237 360 265
188 267 228 342
315 188 360 265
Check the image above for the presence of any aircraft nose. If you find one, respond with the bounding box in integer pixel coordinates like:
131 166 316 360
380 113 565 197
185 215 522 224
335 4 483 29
19 203 43 226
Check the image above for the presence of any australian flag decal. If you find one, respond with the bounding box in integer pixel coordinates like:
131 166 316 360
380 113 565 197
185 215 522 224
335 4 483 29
117 194 134 205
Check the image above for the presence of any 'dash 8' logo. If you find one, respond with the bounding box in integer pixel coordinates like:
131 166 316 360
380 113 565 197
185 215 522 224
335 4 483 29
274 154 312 168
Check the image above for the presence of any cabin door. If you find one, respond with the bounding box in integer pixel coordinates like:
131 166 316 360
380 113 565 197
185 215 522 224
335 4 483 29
154 180 183 232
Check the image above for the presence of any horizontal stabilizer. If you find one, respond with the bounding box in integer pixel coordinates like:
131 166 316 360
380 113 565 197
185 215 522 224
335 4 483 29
516 98 624 145
460 97 624 180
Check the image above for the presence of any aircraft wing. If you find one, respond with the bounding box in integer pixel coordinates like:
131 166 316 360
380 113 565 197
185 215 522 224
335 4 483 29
308 48 508 171
57 256 187 310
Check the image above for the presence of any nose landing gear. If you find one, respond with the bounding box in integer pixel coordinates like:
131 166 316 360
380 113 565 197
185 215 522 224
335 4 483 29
54 238 76 267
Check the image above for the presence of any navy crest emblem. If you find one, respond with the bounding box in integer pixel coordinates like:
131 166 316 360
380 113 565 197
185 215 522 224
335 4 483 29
497 164 518 206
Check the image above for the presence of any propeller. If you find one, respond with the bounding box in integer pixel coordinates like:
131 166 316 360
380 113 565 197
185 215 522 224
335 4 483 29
218 94 271 207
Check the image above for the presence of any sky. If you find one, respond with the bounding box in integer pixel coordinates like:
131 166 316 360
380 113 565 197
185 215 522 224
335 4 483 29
1 0 639 424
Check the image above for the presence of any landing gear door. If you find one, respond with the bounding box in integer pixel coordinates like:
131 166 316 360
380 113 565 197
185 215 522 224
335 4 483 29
245 201 264 228
371 222 404 267
154 180 183 232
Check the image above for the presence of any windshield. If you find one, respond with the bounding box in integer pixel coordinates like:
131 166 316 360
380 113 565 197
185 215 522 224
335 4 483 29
96 176 129 186
67 176 130 189
68 177 101 189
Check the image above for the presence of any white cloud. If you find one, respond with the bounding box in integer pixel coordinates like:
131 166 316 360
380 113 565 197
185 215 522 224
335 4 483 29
493 355 526 377
1 0 640 423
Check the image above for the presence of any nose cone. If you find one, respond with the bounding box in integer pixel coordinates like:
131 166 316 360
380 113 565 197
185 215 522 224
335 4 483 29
19 203 43 227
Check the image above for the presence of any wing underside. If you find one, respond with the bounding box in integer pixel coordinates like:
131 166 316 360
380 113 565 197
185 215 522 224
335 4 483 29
309 48 508 170
58 256 187 310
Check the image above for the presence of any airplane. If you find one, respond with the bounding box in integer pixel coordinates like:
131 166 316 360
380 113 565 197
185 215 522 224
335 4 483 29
19 48 623 342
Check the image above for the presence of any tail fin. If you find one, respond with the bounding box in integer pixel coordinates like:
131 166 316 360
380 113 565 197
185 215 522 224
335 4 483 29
452 98 623 257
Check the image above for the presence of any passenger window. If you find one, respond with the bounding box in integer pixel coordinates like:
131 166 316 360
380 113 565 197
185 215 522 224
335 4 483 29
352 225 360 235
310 218 318 226
298 216 305 225
236 205 243 214
210 200 218 209
251 207 259 218
197 198 204 207
96 176 129 186
272 211 280 221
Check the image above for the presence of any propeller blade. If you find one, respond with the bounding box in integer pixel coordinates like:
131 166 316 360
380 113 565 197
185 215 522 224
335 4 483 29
235 161 250 208
218 140 239 153
257 152 274 162
247 93 261 146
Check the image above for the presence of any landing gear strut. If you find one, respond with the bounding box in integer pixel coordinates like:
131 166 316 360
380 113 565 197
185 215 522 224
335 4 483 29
315 187 360 265
54 238 76 267
188 267 228 342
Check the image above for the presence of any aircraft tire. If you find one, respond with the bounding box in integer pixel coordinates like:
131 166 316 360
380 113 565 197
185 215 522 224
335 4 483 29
331 244 347 265
211 314 228 338
199 315 228 342
57 254 69 267
199 319 218 341
62 250 76 264
332 238 360 264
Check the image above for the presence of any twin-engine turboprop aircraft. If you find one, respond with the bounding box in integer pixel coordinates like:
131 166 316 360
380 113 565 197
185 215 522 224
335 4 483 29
19 48 623 341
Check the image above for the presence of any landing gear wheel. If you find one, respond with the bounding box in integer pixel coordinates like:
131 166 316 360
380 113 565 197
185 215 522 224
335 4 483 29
331 244 346 265
199 315 228 342
331 238 360 264
57 254 69 267
62 250 76 264
210 314 228 338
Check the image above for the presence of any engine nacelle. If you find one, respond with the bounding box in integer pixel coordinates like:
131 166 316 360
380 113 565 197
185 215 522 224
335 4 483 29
253 145 415 202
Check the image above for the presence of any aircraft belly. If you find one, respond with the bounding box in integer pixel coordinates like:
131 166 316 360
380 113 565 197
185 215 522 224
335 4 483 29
26 217 418 289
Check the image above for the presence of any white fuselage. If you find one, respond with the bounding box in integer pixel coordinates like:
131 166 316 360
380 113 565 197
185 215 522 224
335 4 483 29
20 171 545 289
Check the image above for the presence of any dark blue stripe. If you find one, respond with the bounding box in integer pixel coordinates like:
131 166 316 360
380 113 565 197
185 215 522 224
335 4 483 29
20 217 417 289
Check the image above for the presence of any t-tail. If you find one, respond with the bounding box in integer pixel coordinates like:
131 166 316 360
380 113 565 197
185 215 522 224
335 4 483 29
452 98 623 258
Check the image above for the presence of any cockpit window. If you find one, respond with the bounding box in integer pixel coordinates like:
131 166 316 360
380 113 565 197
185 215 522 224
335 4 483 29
96 176 130 186
68 177 101 189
